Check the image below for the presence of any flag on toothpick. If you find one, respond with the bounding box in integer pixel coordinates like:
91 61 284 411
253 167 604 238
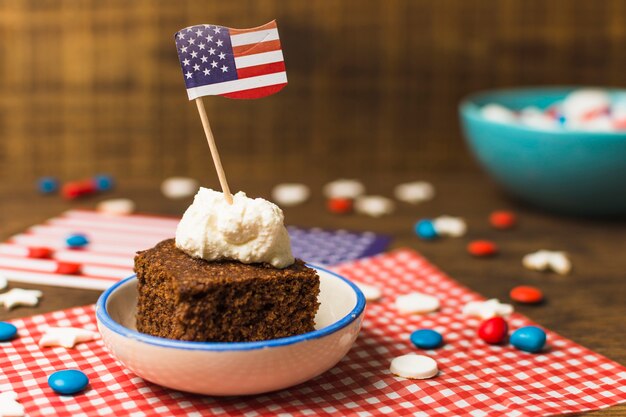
174 21 287 100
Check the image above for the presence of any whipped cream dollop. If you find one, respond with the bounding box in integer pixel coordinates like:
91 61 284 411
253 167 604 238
175 188 295 268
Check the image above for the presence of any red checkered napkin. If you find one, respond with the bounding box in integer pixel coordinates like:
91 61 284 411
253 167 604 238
1 249 625 416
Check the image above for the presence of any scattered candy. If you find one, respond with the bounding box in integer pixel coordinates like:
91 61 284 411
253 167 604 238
463 298 513 320
0 322 18 342
410 329 443 349
322 179 365 199
481 89 625 131
97 198 136 215
510 285 544 304
55 262 81 275
27 247 53 259
0 391 24 417
39 327 98 348
433 215 467 237
0 288 43 310
467 240 498 257
353 282 382 301
48 369 89 395
522 250 571 275
66 234 89 248
478 317 508 345
161 177 199 199
414 219 438 240
510 326 547 353
0 274 6 291
395 292 440 315
393 181 435 204
389 354 438 379
61 180 98 200
354 196 394 217
327 198 353 214
37 177 59 194
271 183 310 207
92 174 114 191
490 210 517 229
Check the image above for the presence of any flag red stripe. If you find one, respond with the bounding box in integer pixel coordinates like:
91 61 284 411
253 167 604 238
229 21 277 35
236 61 286 80
221 83 287 99
233 39 282 57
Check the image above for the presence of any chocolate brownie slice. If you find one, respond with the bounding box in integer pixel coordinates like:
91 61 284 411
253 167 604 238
135 239 320 342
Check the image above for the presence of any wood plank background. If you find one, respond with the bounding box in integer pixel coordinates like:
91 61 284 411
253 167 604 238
0 0 625 187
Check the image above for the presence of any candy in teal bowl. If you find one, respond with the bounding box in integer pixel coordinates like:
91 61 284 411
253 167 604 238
459 87 626 216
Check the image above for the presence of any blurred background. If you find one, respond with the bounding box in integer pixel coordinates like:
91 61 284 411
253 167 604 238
1 0 625 186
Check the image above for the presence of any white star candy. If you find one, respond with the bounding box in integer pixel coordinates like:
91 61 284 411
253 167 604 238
523 250 571 275
462 298 513 320
394 181 435 204
271 183 310 207
0 391 24 417
0 274 7 291
39 327 98 348
0 288 42 310
395 292 440 314
353 282 382 301
323 179 365 199
433 215 467 237
354 196 395 217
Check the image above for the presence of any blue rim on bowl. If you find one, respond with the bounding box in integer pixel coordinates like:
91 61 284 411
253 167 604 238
96 264 366 352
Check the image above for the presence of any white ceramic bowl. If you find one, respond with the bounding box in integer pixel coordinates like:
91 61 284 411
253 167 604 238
96 265 365 396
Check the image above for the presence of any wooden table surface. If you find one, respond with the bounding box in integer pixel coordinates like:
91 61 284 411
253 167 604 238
1 172 625 416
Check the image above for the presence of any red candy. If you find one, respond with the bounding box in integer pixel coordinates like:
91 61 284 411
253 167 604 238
490 210 517 229
478 317 509 344
510 285 544 304
467 240 498 257
327 198 353 214
28 247 53 259
55 262 82 275
61 180 98 200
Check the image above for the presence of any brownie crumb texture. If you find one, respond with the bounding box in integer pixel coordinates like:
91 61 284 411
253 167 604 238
135 239 320 342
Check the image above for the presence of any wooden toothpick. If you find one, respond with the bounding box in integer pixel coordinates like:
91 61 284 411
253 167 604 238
194 97 233 204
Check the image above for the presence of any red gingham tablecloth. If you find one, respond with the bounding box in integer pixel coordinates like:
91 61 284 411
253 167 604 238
1 249 625 416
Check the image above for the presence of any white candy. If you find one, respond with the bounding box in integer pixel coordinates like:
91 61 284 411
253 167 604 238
393 181 435 204
39 327 99 348
562 89 610 122
271 183 310 207
323 179 365 199
390 354 438 379
354 196 395 217
481 103 517 124
433 215 466 237
0 274 7 291
519 106 558 130
0 391 24 417
463 298 513 320
161 177 199 199
523 250 571 275
97 198 136 215
0 288 42 310
353 281 382 301
395 292 440 314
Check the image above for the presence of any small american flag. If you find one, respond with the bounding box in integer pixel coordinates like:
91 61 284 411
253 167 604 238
174 21 287 100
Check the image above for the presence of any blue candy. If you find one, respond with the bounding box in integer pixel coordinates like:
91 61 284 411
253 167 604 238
48 369 89 395
414 219 438 240
37 177 59 194
93 174 114 191
66 234 89 248
0 322 17 342
510 326 546 353
410 329 443 349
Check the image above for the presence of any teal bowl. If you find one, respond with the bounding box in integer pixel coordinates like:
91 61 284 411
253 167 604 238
459 87 626 216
